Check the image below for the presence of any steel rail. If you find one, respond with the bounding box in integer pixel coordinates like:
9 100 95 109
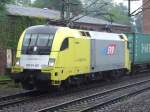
80 86 150 112
35 79 150 112
0 90 41 109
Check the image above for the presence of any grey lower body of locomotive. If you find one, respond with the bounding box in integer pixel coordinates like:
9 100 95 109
90 39 125 72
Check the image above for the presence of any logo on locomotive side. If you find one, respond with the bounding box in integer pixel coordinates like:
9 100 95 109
101 44 116 56
107 44 116 55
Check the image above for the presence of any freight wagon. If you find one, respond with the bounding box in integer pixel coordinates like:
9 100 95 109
125 33 150 73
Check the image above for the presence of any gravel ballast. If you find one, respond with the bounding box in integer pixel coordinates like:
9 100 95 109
0 82 23 97
99 89 150 112
2 75 150 112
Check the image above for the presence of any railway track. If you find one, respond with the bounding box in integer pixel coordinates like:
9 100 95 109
0 90 45 109
36 78 150 112
1 73 150 112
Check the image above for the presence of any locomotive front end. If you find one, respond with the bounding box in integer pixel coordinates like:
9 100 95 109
11 25 57 90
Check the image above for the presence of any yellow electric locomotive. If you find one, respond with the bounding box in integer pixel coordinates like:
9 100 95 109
11 25 131 90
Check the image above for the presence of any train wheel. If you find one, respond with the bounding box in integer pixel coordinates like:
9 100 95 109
109 70 122 80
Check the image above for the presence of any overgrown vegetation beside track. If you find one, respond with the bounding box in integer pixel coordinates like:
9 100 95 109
0 75 11 81
0 17 46 49
0 75 22 93
0 75 21 89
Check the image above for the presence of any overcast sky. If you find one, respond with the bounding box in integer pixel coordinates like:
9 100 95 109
114 0 142 13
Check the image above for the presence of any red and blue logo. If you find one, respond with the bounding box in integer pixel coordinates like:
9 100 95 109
107 44 116 55
101 44 116 56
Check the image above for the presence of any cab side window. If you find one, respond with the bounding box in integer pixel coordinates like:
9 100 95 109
60 38 69 51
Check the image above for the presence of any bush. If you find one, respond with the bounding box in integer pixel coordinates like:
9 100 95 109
0 16 46 49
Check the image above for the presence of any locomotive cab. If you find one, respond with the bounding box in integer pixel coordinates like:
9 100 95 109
11 25 59 89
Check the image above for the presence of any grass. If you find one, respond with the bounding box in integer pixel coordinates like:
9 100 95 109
0 81 21 89
0 75 22 89
0 75 11 81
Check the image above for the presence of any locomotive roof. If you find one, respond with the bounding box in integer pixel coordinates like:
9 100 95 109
26 25 58 34
79 29 123 41
25 25 124 41
89 31 123 41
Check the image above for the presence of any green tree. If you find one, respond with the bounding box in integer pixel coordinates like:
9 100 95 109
82 0 130 24
83 0 113 13
0 0 11 19
108 3 130 24
33 0 83 15
11 0 31 6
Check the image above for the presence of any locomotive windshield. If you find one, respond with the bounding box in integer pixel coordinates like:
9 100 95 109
23 33 54 47
21 25 57 55
22 33 54 55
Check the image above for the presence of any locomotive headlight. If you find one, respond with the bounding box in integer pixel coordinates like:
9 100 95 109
15 58 20 66
48 58 55 67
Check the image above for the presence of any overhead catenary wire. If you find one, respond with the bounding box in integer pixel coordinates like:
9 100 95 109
70 0 111 22
58 0 116 28
133 5 150 16
68 0 102 21
59 0 111 27
71 3 109 23
130 0 150 16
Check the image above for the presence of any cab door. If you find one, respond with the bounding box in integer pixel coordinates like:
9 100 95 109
56 37 75 80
